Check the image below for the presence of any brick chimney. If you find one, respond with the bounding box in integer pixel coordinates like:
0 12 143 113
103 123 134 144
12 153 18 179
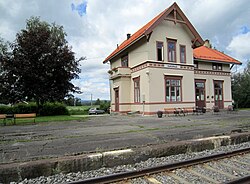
127 33 131 40
204 39 212 48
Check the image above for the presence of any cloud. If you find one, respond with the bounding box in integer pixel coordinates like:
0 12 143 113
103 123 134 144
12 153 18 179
227 32 250 60
0 0 249 100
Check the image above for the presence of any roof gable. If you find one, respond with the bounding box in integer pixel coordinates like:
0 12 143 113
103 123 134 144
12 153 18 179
194 46 241 65
103 2 203 63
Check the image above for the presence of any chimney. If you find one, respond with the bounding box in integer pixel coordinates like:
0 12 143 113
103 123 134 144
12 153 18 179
127 33 131 40
204 39 212 48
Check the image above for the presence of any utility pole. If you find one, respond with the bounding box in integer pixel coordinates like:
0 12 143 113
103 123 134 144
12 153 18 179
90 93 93 107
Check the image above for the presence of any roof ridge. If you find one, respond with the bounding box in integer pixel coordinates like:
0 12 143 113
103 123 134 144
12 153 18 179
103 2 203 63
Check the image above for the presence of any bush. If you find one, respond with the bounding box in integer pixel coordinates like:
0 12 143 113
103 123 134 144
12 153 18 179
100 101 110 113
0 105 13 114
0 102 69 116
39 102 69 116
12 103 37 114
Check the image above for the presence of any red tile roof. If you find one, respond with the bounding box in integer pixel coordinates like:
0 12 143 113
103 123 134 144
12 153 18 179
103 10 167 64
194 46 241 65
103 2 203 63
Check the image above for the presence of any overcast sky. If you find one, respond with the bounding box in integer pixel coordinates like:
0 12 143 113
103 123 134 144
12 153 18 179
0 0 249 101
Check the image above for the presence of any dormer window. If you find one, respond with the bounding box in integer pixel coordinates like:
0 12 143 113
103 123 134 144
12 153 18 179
121 54 128 67
156 41 164 61
167 39 176 62
212 63 222 70
194 61 198 69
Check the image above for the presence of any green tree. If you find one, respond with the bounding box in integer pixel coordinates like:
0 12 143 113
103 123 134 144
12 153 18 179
232 61 250 108
100 100 110 112
3 17 84 106
94 98 101 105
0 37 18 104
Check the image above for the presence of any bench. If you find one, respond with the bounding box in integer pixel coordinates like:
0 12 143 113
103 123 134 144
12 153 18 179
164 108 185 116
14 113 36 124
182 107 194 115
164 108 177 116
0 114 6 126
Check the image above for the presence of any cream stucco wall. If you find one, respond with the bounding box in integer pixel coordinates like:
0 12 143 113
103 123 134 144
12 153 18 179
197 62 230 72
108 17 233 114
194 73 232 109
148 21 194 65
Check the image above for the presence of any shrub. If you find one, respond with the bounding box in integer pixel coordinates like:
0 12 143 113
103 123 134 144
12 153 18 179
12 103 37 114
39 102 69 116
100 101 110 113
0 105 13 114
0 102 69 116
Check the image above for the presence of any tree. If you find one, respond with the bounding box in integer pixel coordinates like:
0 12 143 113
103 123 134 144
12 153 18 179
94 98 101 105
3 17 84 106
0 37 19 104
232 61 250 108
100 100 110 112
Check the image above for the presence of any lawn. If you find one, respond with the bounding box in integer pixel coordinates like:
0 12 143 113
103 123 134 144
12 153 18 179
67 105 99 115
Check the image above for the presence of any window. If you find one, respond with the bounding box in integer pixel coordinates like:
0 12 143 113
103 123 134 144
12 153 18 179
180 45 186 63
156 41 164 61
165 76 182 102
212 63 222 70
167 39 176 62
121 54 128 67
134 77 140 103
194 61 198 69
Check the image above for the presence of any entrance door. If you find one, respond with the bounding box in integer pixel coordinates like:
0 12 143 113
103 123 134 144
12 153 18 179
114 88 119 112
195 80 206 108
214 80 224 109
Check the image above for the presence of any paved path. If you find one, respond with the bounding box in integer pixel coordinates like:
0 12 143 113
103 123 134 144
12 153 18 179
0 110 249 164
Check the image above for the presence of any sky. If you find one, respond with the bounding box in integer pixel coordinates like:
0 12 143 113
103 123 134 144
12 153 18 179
0 0 249 101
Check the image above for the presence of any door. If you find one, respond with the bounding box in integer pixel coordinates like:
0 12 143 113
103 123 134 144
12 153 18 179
195 80 206 108
214 80 224 109
114 88 119 112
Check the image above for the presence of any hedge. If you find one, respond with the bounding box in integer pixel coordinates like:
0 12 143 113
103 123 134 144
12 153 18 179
0 102 69 116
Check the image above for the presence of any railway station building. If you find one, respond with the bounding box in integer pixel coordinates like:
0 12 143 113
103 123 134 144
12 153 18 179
103 2 241 115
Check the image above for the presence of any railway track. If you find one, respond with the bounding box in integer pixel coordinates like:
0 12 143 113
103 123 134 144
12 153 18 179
70 147 250 184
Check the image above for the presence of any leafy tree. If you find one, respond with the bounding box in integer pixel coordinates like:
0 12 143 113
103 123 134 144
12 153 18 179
100 100 110 112
0 37 18 104
94 98 101 105
3 17 84 106
64 95 82 106
232 61 250 108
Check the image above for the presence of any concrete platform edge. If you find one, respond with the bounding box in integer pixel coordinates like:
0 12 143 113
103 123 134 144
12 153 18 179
1 132 250 183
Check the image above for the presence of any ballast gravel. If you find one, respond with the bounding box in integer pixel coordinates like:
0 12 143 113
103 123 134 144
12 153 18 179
10 142 250 184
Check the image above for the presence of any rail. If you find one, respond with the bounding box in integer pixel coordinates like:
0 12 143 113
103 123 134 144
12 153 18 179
70 147 250 184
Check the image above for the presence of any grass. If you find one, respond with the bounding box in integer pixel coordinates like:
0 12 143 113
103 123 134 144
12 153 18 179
3 115 86 126
67 105 99 115
239 108 250 110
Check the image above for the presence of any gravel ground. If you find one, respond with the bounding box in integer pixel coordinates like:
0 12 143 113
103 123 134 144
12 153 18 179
10 142 250 184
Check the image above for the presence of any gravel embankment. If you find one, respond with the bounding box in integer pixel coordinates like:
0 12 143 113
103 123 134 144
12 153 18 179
11 142 250 184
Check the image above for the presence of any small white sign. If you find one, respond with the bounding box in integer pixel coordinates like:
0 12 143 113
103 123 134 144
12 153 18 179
164 64 180 69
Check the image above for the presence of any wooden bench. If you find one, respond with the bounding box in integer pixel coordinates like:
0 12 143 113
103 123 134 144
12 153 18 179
0 114 6 126
164 108 176 116
14 113 36 124
182 107 194 115
164 108 184 116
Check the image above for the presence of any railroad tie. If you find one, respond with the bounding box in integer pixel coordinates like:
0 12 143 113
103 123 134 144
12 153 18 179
145 176 162 184
166 172 190 184
203 163 237 179
219 162 250 174
187 168 219 183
